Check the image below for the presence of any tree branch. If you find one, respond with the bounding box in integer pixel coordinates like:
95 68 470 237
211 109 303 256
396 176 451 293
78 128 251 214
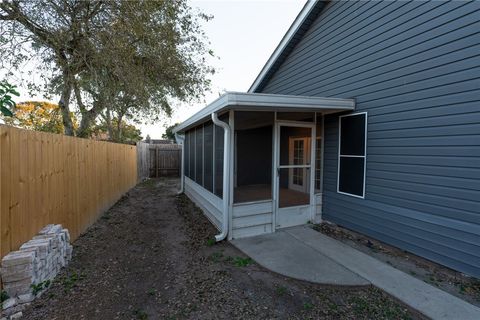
72 79 87 114
0 2 58 48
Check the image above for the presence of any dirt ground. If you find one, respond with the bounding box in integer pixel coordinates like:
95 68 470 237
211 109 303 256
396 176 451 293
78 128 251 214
314 223 480 308
22 178 426 320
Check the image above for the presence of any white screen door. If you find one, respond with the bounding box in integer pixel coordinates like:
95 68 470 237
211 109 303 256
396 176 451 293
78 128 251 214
275 123 315 228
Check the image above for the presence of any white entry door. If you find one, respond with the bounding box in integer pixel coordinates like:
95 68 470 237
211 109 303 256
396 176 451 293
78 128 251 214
275 122 315 229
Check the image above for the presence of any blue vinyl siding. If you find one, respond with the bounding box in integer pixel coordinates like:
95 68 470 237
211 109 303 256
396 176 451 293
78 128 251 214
257 1 480 277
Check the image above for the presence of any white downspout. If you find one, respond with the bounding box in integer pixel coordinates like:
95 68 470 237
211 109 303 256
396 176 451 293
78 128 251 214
175 132 185 195
211 112 231 242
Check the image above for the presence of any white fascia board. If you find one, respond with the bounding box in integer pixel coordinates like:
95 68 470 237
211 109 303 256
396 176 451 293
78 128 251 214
248 0 318 93
173 91 355 133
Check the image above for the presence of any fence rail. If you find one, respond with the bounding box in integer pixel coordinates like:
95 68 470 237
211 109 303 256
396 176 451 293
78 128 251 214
0 125 137 259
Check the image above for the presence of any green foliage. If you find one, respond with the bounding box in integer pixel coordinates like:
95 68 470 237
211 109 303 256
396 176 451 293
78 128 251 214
133 308 148 320
148 288 156 296
91 117 143 144
209 251 224 263
232 257 253 267
276 286 287 296
31 279 51 295
1 1 215 136
162 123 180 141
0 80 19 117
206 238 216 247
3 101 77 133
0 290 9 303
303 302 314 310
62 271 86 292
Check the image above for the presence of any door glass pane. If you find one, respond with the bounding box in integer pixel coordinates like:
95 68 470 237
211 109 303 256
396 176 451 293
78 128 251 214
279 168 310 208
279 126 311 166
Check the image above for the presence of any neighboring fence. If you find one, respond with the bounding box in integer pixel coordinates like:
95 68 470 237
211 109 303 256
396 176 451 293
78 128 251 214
137 142 181 179
0 125 137 259
137 141 150 181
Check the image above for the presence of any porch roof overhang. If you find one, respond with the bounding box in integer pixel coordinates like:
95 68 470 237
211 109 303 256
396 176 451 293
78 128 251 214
173 92 355 133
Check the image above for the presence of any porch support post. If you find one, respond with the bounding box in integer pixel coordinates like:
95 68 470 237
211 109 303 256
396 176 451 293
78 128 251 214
212 112 231 242
310 115 317 223
175 133 185 194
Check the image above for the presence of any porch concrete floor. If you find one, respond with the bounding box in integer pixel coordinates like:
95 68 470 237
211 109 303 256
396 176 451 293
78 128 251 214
232 225 480 320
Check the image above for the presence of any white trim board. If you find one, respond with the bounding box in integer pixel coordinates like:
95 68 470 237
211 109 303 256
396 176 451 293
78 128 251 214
173 92 355 134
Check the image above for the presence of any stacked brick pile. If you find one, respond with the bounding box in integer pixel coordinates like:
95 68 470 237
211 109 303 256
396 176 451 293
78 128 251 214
1 225 73 319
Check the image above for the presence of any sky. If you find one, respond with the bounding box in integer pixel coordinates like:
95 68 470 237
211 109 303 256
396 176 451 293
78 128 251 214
11 0 306 139
145 0 305 138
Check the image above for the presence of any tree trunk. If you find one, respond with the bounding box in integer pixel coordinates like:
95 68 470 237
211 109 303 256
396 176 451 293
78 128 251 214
77 100 104 138
116 114 123 142
58 79 75 136
104 107 114 140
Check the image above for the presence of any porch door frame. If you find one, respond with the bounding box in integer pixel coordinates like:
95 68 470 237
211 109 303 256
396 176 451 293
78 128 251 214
273 120 316 229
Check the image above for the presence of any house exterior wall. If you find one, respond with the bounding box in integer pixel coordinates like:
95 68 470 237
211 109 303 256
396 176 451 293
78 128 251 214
232 201 274 239
256 1 480 277
185 177 223 230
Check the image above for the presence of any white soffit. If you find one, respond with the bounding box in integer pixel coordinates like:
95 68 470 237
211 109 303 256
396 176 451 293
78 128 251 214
173 92 355 133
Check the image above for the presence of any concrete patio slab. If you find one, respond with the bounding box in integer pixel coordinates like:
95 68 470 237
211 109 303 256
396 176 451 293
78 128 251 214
232 225 480 320
232 231 370 286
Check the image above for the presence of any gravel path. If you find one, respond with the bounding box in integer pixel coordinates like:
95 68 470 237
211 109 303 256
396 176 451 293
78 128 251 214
22 178 426 319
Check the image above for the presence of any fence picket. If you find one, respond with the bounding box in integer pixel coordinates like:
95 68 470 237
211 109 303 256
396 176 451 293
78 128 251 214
0 125 137 259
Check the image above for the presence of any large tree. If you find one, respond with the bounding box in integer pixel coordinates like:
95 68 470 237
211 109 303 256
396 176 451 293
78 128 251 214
162 122 180 141
91 118 143 145
2 100 77 133
4 100 63 133
0 0 214 136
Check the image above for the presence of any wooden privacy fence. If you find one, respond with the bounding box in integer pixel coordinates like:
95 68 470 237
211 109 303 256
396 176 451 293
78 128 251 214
137 142 181 179
137 141 150 181
0 125 137 259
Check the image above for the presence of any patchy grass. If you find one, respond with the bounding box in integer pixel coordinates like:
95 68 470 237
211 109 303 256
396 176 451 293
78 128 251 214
232 257 254 267
276 286 287 296
20 179 426 320
303 302 314 310
61 271 86 292
140 179 157 189
1 290 9 303
31 280 51 296
206 238 216 247
133 308 148 320
209 251 224 263
148 288 156 296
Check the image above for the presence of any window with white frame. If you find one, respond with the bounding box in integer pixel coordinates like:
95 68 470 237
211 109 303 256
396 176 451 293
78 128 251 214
337 113 367 198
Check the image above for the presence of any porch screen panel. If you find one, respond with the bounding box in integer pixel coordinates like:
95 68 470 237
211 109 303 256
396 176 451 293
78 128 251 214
214 124 224 198
195 125 204 186
233 111 273 204
184 130 190 178
203 121 214 192
189 129 195 180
